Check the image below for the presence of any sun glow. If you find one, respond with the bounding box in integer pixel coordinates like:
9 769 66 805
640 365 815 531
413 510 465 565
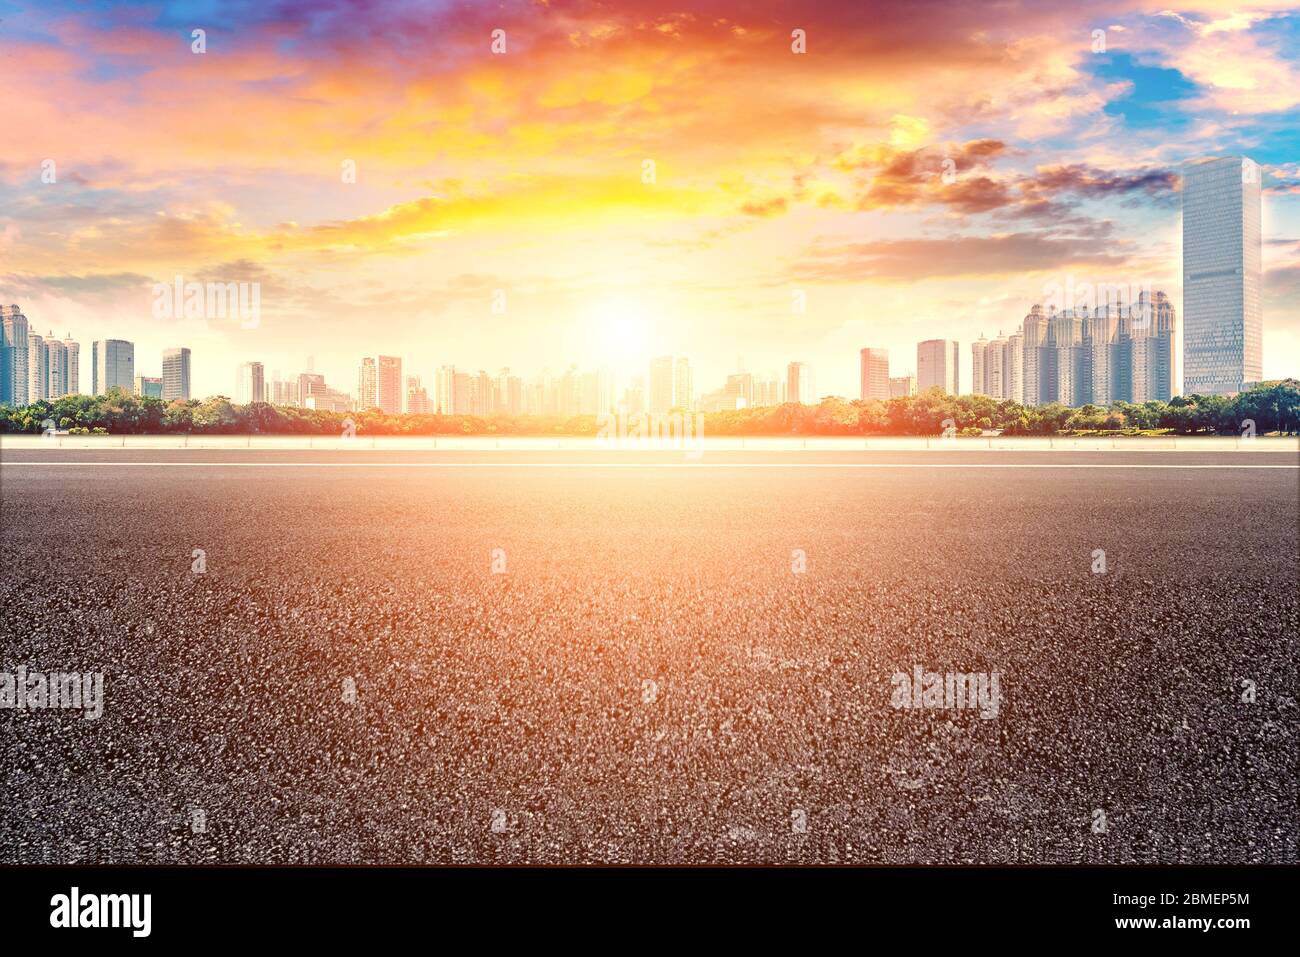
587 299 652 375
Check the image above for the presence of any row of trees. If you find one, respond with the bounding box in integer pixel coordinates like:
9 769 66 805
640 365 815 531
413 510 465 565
1 380 1297 436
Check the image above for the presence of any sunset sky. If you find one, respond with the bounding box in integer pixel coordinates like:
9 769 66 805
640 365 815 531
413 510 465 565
1 0 1298 400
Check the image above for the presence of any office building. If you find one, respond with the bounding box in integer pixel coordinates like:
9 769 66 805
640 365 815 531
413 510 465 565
162 347 192 401
237 361 265 405
1183 155 1262 395
859 348 890 401
725 372 754 409
297 372 326 407
786 362 815 405
916 339 959 394
92 339 134 395
377 356 402 414
888 375 916 399
303 387 352 413
134 375 163 398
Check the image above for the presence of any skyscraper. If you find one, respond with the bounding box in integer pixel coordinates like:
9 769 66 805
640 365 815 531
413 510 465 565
1182 155 1262 395
92 339 134 395
1016 294 1176 407
859 348 889 401
453 371 472 415
405 375 430 414
1041 311 1084 406
673 357 693 411
971 335 988 396
162 347 192 401
1020 307 1048 404
916 339 959 394
27 330 49 402
1 305 31 406
1005 331 1024 404
61 333 80 396
29 330 74 400
786 361 815 405
436 365 456 414
237 361 265 405
986 332 1008 398
134 375 163 398
649 355 675 414
357 357 378 410
377 356 402 414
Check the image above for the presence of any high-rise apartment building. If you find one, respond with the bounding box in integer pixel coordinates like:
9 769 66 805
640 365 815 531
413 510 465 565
237 361 265 404
971 335 988 397
435 365 455 414
859 348 890 401
30 331 74 400
620 377 646 416
64 335 80 396
92 339 134 395
1005 331 1024 404
1183 155 1262 395
267 378 295 405
916 339 959 394
452 371 472 415
357 357 378 410
786 361 815 405
162 347 192 401
753 376 784 408
1 306 31 406
405 375 430 415
1014 293 1176 407
1041 312 1084 406
673 357 693 411
377 356 402 414
649 355 675 414
27 331 49 401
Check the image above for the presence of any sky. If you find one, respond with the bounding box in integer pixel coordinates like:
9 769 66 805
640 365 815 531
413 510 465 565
1 0 1298 400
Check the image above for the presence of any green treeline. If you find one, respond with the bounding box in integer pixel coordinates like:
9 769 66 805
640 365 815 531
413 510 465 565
2 380 1296 437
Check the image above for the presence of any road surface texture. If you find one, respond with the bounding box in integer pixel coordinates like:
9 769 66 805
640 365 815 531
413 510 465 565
2 448 1297 864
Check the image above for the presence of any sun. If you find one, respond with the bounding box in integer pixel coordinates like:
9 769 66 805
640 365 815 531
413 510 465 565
587 299 652 372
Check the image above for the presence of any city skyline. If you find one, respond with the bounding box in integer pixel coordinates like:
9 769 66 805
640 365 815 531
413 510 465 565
0 279 1278 415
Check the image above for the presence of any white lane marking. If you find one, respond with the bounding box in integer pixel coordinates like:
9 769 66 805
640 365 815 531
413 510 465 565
2 462 1296 470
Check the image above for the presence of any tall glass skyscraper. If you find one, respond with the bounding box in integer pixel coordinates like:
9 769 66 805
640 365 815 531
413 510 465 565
92 339 135 395
1182 156 1262 395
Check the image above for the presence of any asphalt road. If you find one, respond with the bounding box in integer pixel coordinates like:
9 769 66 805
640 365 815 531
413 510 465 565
2 449 1297 864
